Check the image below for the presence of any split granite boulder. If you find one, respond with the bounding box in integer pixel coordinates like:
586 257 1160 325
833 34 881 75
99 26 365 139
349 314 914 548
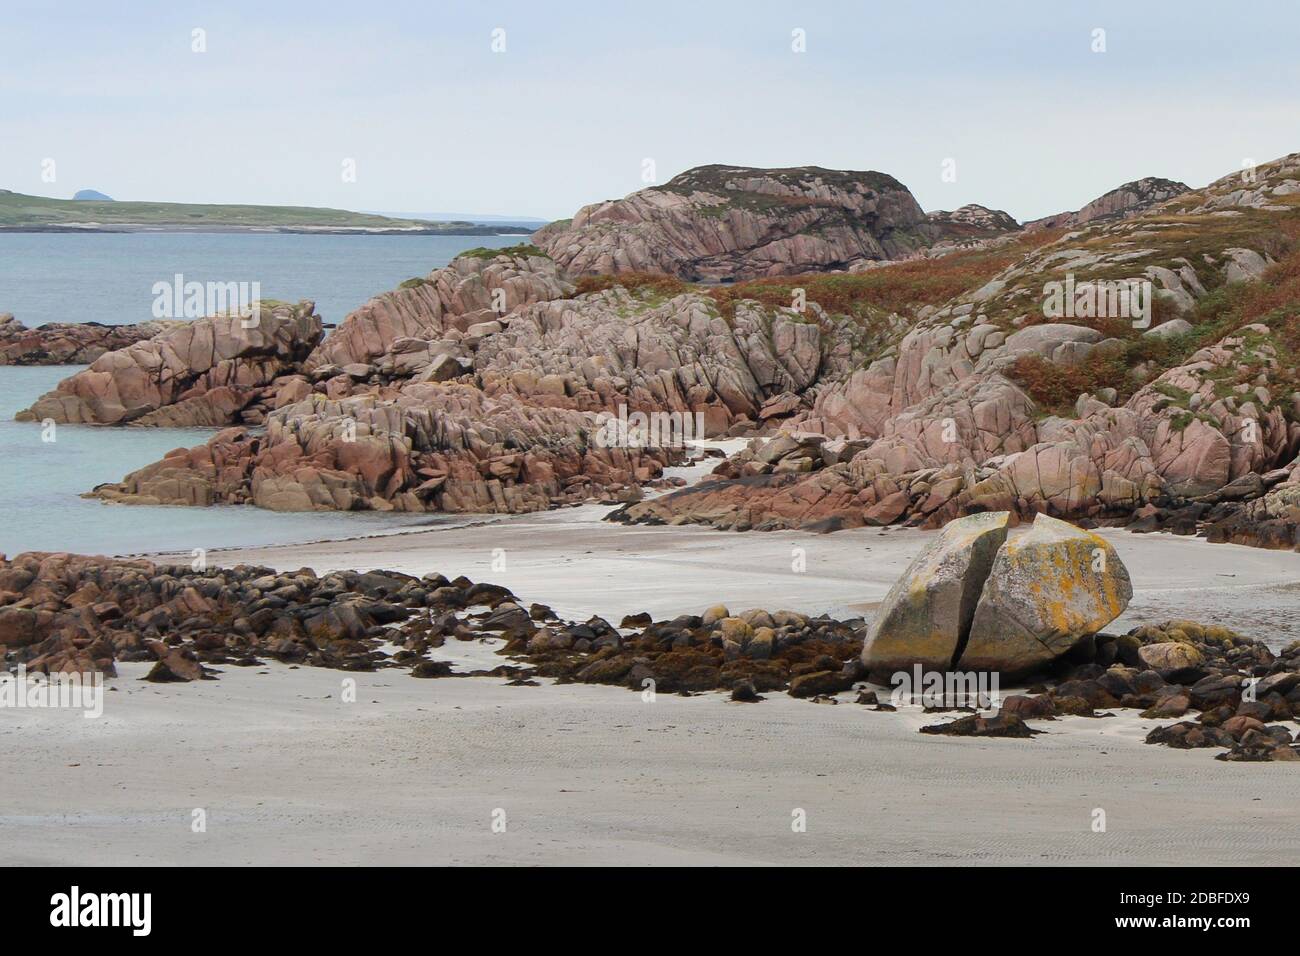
862 512 1132 678
859 511 1009 676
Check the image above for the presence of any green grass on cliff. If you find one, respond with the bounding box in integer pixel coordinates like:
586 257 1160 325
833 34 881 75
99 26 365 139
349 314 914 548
660 164 906 199
458 243 549 259
0 190 530 233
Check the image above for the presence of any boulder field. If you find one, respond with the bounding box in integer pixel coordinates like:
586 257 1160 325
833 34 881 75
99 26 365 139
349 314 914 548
2 549 1296 761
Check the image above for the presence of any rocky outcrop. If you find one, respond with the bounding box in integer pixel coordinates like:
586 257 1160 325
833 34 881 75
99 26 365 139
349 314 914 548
472 289 871 430
1202 474 1300 549
287 249 859 437
91 384 679 514
616 315 1298 534
1024 177 1190 231
0 314 181 365
84 252 884 515
16 301 321 426
1181 153 1300 215
925 204 1020 237
22 155 1300 542
533 165 934 280
533 165 1181 281
611 153 1300 542
304 250 573 371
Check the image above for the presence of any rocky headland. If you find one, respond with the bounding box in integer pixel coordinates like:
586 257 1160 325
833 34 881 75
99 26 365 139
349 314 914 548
8 155 1300 551
16 301 322 426
0 313 180 365
78 248 871 514
1023 177 1191 232
608 155 1300 551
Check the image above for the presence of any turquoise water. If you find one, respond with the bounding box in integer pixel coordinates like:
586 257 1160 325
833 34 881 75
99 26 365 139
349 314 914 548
0 232 522 327
0 232 521 556
0 366 440 557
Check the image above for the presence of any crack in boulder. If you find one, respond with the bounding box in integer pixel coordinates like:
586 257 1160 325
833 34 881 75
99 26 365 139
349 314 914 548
861 511 1009 680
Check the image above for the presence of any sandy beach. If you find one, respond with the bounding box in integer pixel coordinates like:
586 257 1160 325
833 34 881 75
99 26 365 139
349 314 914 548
5 654 1298 866
198 484 1300 651
11 0 1300 882
6 463 1300 865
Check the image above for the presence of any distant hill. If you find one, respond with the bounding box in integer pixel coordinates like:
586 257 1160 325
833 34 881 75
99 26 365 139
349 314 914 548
375 210 551 227
0 190 532 235
73 189 114 201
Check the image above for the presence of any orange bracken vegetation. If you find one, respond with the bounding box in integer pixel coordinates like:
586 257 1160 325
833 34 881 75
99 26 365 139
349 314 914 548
569 231 1065 320
572 272 689 298
703 231 1064 319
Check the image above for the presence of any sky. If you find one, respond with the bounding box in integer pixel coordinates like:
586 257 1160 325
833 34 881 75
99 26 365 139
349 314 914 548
2 0 1298 222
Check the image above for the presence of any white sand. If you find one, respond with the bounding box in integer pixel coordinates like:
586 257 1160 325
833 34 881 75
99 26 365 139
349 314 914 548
9 445 1300 865
193 500 1300 649
5 659 1297 865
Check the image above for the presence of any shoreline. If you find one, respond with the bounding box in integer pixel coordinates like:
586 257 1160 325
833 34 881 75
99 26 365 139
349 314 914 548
117 435 1300 644
6 427 1296 645
192 501 1300 649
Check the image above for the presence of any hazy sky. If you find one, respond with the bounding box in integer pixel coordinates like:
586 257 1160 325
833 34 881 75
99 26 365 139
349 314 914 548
3 0 1297 221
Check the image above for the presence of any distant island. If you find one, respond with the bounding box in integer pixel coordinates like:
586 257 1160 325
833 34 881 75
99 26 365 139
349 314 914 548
0 189 536 235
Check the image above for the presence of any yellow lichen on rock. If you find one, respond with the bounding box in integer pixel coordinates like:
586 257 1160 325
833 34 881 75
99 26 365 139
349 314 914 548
960 513 1133 675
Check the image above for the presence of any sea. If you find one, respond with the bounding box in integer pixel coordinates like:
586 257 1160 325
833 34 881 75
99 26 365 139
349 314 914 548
0 231 521 556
